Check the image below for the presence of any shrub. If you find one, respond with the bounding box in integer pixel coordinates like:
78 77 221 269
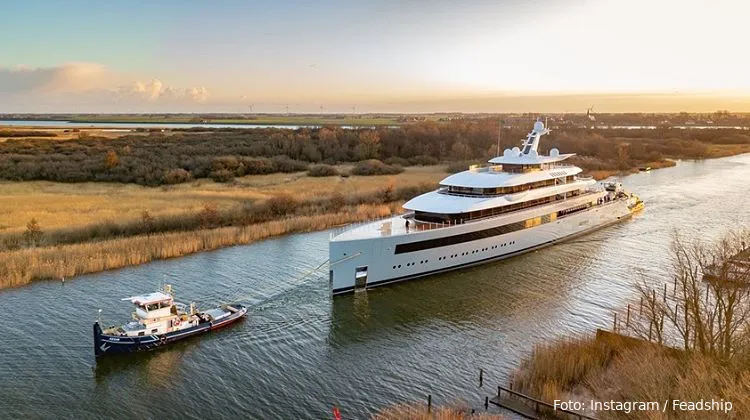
163 168 192 184
408 155 439 165
307 164 339 177
210 169 234 183
445 161 473 173
384 156 409 166
351 159 404 176
271 155 309 173
265 194 298 217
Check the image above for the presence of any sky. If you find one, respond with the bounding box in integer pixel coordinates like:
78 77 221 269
1 0 749 113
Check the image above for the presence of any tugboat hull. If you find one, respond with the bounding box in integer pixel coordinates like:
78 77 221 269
94 304 247 357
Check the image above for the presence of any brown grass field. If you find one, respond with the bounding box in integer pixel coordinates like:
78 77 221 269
2 121 749 290
0 166 445 288
0 166 445 234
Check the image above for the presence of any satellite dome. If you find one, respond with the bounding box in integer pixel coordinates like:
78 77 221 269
503 148 512 157
550 148 559 157
533 121 544 132
511 146 520 155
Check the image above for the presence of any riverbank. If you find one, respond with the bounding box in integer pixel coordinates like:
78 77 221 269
0 167 443 289
509 331 749 419
2 144 750 290
0 203 400 289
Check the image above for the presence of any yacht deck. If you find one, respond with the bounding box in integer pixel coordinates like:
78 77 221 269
332 190 608 241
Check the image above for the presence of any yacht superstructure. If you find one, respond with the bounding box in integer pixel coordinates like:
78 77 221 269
329 121 643 295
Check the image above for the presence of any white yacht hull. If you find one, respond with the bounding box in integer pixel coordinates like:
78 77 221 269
329 198 632 295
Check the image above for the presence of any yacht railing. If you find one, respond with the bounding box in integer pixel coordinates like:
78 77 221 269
331 189 610 239
329 212 413 238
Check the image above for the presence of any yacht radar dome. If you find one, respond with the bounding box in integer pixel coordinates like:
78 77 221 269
533 121 545 132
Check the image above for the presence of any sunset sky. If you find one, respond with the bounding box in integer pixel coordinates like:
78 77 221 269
2 0 749 113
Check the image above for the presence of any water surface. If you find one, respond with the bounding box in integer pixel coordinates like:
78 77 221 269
1 154 749 419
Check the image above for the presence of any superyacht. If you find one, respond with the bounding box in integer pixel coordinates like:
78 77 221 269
329 120 643 295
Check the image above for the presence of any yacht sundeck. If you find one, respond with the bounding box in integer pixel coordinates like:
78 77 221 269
93 285 247 357
329 120 643 295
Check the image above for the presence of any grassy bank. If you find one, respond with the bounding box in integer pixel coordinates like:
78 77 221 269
0 166 443 235
0 167 443 289
0 203 398 289
510 332 750 419
372 402 504 419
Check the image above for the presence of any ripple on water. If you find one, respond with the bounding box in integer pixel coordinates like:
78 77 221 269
0 155 749 418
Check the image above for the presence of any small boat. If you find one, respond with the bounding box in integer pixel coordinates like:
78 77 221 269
93 285 247 357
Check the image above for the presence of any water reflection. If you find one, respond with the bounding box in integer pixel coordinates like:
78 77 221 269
0 154 748 419
328 237 605 347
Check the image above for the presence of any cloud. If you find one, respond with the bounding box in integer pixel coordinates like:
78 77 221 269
0 63 209 104
0 63 109 93
115 80 209 102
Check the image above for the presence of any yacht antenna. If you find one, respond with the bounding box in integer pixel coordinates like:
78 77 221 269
496 119 503 157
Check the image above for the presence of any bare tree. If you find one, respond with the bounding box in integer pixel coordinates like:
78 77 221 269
626 230 750 361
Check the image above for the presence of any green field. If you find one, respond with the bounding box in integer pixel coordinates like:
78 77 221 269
62 114 424 126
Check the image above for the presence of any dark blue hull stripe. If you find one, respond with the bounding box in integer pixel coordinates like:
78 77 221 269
94 310 246 357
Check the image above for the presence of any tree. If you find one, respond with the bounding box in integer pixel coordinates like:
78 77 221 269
451 141 471 160
24 218 43 246
198 203 220 228
626 230 750 361
356 130 381 160
140 211 155 236
105 150 120 169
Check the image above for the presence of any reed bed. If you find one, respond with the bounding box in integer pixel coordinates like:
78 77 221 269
510 334 750 419
371 402 504 419
0 204 397 289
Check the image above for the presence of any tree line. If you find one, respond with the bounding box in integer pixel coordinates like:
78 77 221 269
1 119 747 185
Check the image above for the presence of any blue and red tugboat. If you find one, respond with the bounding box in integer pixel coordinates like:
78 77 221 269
93 285 247 357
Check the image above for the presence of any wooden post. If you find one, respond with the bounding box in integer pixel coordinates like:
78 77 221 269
479 368 484 387
427 395 431 413
626 304 631 328
485 396 489 409
613 312 617 332
663 283 667 302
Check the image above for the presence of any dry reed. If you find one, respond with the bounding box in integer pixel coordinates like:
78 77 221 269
0 203 397 289
371 402 504 420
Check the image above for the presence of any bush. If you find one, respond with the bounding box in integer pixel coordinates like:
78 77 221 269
384 156 410 166
307 164 339 177
408 155 439 165
210 169 234 183
351 159 404 176
445 161 473 173
265 194 298 216
271 155 309 173
163 168 192 184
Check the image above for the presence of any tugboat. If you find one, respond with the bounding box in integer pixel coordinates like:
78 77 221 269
93 285 247 357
